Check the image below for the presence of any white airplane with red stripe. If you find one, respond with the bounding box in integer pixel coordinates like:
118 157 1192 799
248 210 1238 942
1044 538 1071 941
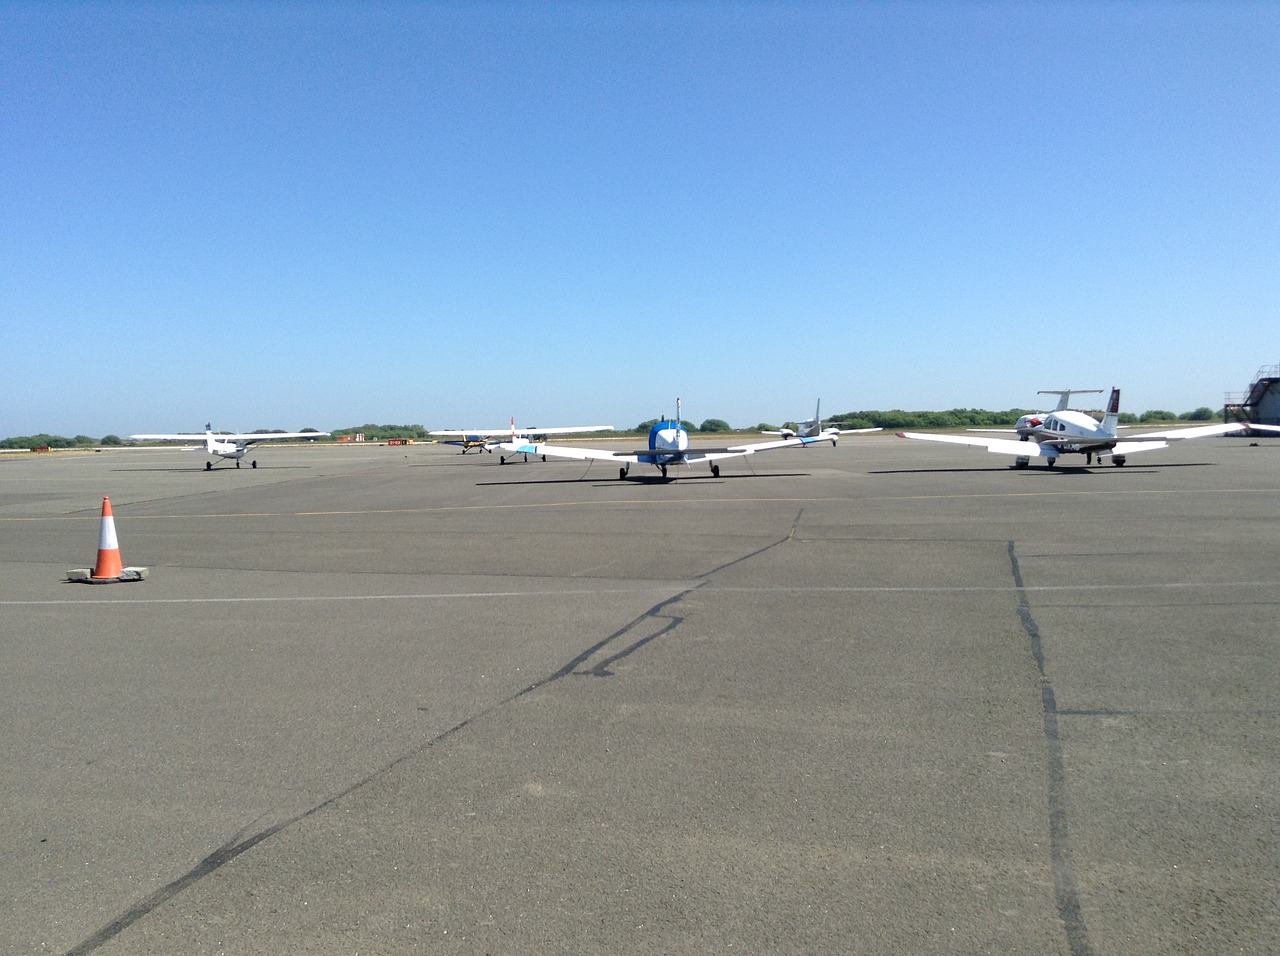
897 387 1280 469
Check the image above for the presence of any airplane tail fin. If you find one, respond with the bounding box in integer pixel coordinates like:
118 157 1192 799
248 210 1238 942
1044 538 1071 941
1101 388 1121 436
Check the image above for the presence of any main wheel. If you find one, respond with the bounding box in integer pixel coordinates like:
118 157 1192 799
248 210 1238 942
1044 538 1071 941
711 464 720 477
205 461 212 471
251 460 257 468
619 467 627 480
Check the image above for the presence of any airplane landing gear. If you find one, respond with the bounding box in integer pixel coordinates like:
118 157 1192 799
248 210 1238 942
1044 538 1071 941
619 465 629 480
235 460 241 469
1014 456 1030 469
251 460 257 469
206 461 213 471
711 464 720 477
1112 455 1126 467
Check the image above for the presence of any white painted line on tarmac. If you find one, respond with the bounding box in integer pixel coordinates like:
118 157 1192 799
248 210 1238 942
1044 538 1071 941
3 580 1275 607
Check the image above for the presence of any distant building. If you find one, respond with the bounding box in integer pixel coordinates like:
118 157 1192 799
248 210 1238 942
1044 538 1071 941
1226 363 1280 426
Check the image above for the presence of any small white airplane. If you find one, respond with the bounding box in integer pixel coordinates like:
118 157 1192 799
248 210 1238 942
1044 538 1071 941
497 399 836 480
967 389 1105 439
897 388 1280 469
430 420 614 462
130 424 329 470
763 399 882 439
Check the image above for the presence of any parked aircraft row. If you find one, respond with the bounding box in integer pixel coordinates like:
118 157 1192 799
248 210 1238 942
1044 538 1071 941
130 389 1278 476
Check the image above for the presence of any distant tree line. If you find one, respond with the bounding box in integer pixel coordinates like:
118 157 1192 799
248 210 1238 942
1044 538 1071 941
0 408 1226 447
0 434 123 449
329 424 431 441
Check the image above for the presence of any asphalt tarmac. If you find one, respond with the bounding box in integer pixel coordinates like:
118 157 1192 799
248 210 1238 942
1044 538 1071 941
1 435 1277 954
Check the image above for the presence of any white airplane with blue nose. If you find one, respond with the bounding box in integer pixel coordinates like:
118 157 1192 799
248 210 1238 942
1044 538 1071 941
498 399 835 480
898 387 1280 469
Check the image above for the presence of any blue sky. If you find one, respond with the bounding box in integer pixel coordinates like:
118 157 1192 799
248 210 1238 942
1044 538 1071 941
3 1 1276 436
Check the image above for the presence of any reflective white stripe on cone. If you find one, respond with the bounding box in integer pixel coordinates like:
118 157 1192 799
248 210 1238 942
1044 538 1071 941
91 496 124 580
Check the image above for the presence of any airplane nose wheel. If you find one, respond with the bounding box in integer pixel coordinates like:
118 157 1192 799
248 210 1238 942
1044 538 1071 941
235 461 241 469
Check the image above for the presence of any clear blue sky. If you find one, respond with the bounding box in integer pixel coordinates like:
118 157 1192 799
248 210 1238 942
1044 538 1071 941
3 1 1277 437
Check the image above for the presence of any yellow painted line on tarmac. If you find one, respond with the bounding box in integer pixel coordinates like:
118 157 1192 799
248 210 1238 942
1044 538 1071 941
0 486 1274 523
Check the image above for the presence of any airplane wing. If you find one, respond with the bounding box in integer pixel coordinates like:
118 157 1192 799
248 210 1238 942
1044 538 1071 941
224 432 327 441
498 441 633 462
1126 422 1280 441
833 427 883 434
896 432 1054 457
1109 440 1169 456
130 432 326 441
431 425 613 437
499 434 823 465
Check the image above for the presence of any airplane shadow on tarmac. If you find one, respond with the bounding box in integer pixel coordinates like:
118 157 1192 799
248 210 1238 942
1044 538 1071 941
477 471 812 487
113 466 315 473
869 462 1214 475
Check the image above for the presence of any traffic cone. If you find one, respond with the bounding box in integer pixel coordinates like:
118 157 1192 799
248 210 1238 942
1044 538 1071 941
67 497 147 583
91 497 124 581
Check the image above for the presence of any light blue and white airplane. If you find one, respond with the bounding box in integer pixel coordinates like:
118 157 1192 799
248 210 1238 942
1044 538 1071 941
430 420 614 461
763 399 881 439
498 399 836 480
130 424 329 470
898 387 1280 469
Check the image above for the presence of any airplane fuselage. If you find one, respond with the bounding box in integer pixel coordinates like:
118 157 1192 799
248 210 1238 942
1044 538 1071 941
640 422 690 465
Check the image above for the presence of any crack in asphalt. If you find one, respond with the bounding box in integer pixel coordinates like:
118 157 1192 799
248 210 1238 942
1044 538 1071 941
1008 540 1093 956
67 513 805 953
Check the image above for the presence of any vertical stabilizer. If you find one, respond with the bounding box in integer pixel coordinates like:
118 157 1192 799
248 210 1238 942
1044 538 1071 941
1101 387 1121 436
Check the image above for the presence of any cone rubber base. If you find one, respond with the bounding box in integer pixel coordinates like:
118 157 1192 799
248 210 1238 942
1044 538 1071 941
67 567 148 583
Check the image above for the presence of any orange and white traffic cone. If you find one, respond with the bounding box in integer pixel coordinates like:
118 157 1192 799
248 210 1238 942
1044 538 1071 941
68 497 147 583
90 496 124 581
